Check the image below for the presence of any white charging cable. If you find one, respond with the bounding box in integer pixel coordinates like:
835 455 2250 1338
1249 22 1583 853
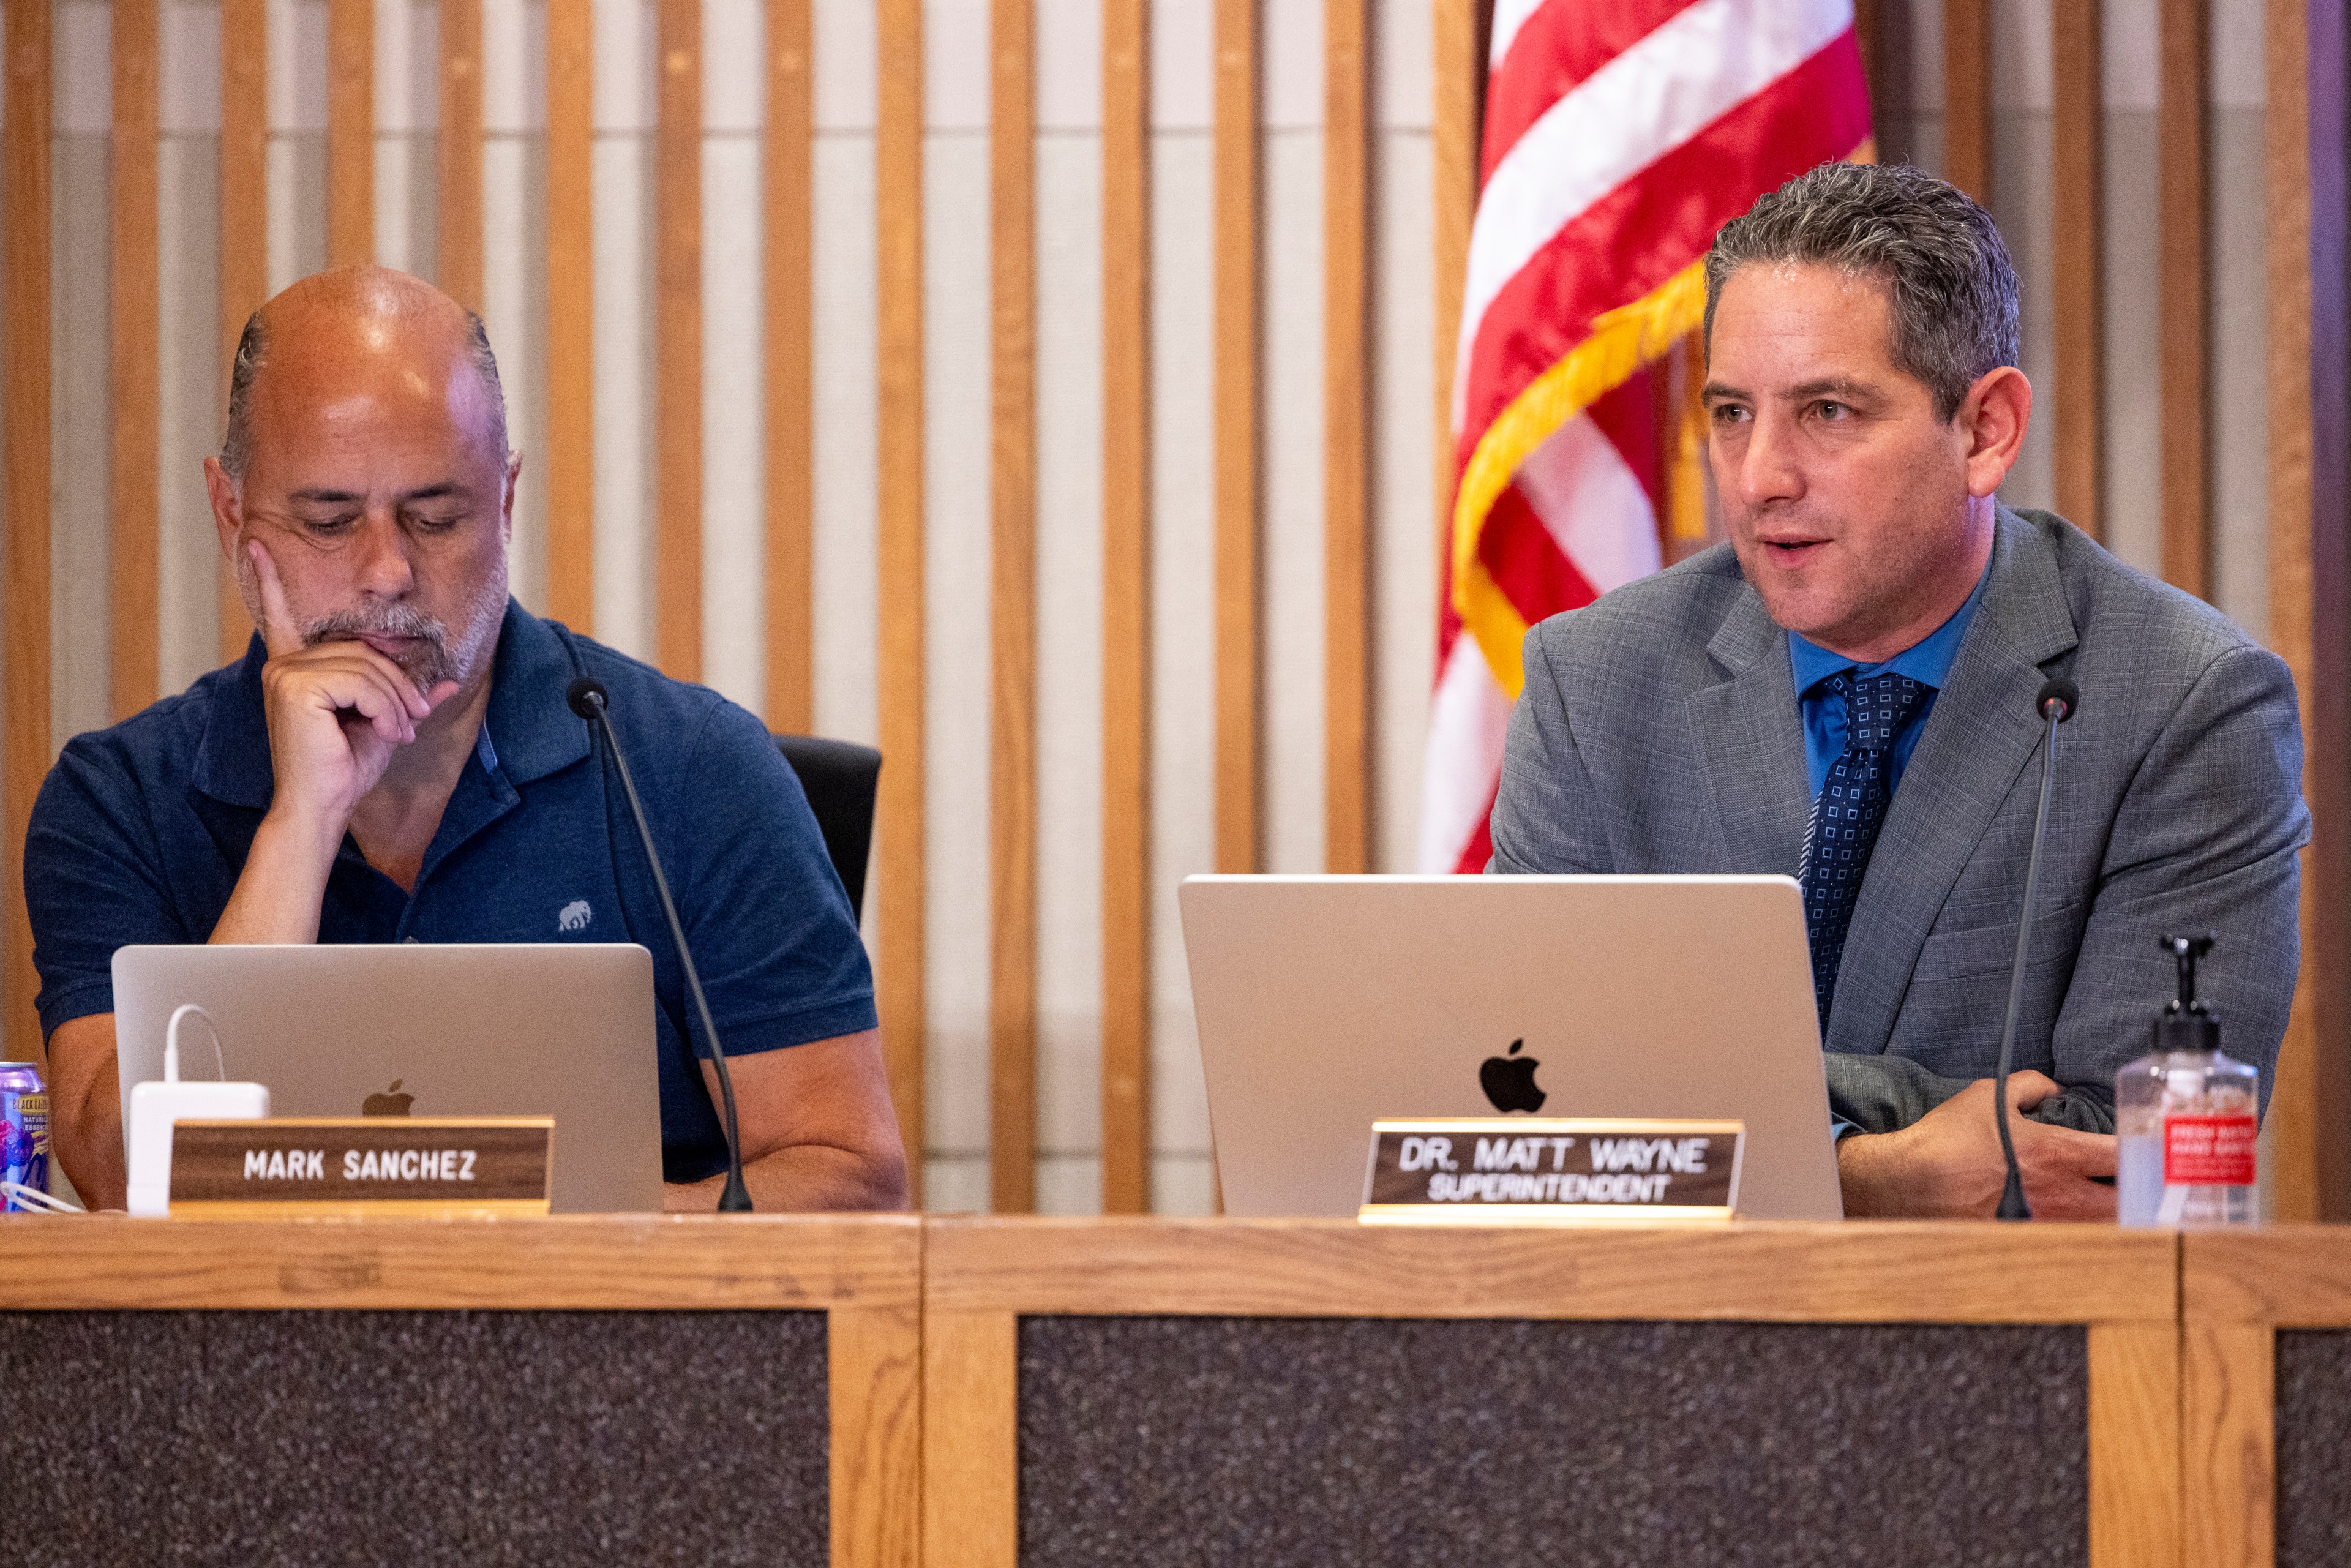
1 1181 79 1213
165 1003 227 1083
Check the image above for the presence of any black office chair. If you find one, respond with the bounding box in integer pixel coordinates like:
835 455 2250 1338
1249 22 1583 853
774 735 882 923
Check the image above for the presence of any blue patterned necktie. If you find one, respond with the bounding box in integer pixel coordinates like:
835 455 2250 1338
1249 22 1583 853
1801 670 1932 1032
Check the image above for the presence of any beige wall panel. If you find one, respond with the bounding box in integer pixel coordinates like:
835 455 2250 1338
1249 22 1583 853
266 133 328 288
591 0 656 132
1372 0 1430 130
1987 116 2055 512
373 132 438 279
479 0 542 133
2101 110 2162 578
923 0 986 127
1261 0 1321 127
1147 131 1216 1215
53 136 113 745
375 0 435 129
1035 0 1099 129
2209 107 2269 639
58 4 112 130
923 130 996 1203
1372 128 1433 874
1149 0 1208 129
811 134 880 749
706 0 765 130
701 133 767 708
1989 0 2053 109
482 129 547 613
161 2 224 130
1260 128 1324 877
1032 131 1106 1215
590 135 655 661
814 0 877 130
156 134 223 690
269 0 328 129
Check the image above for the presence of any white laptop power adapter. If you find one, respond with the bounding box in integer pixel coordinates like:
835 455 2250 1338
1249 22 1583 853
126 1004 269 1217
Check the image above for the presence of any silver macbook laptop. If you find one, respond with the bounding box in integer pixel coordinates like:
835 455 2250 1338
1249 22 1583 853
113 944 666 1213
1179 875 1843 1221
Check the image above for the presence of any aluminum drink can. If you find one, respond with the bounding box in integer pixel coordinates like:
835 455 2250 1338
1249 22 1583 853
1 1060 50 1209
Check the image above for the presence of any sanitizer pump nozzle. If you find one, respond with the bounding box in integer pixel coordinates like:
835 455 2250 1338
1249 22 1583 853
2116 931 2259 1227
125 1005 270 1217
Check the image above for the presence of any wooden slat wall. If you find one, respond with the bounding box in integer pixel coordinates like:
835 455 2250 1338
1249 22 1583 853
1324 0 1369 875
655 0 703 680
326 0 374 268
1101 0 1153 1215
1433 0 1475 611
1943 0 1991 203
765 0 816 733
2051 0 2104 541
989 0 1038 1214
2159 0 2208 599
437 0 484 313
4 0 51 1059
220 0 269 664
1212 0 1260 877
111 0 162 722
2270 0 2351 1220
544 0 594 632
876 0 928 1202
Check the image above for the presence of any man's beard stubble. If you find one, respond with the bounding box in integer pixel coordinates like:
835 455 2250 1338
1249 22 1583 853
291 570 508 692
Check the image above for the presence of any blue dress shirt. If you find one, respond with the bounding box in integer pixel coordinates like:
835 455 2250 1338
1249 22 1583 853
1790 558 1993 798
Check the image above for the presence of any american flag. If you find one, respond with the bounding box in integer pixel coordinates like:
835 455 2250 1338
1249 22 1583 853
1420 0 1875 873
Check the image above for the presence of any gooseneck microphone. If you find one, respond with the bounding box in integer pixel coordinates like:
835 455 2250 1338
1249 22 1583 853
1992 675 2081 1221
568 675 753 1212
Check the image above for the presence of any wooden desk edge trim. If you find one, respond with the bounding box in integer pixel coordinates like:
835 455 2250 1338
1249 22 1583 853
2182 1225 2351 1324
0 1212 922 1310
921 1217 2178 1322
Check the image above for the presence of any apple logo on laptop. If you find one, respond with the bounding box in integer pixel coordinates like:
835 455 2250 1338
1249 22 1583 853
362 1079 414 1117
1479 1040 1546 1114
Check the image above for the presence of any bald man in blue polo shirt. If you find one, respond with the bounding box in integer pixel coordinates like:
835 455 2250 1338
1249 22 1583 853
28 266 906 1213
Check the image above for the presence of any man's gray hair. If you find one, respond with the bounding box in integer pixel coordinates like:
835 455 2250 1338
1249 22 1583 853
1703 161 2021 422
219 306 511 483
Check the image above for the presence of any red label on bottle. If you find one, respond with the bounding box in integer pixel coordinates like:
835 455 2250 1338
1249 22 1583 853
2164 1115 2259 1187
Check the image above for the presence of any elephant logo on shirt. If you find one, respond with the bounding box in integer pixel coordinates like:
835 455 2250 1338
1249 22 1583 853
558 899 593 932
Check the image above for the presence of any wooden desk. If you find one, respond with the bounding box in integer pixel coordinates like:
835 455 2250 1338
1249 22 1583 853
0 1214 920 1568
924 1218 2181 1568
2182 1225 2351 1567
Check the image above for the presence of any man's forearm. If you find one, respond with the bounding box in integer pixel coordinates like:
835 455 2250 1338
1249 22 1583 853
208 810 341 943
663 1141 909 1214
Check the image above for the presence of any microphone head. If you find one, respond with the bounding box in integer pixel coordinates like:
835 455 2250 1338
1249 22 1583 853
565 676 610 721
2036 676 2080 723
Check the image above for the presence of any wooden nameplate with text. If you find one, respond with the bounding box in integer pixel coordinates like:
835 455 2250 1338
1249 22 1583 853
170 1118 553 1218
1359 1118 1744 1225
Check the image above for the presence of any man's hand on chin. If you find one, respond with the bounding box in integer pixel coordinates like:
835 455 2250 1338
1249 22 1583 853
1837 1070 2118 1220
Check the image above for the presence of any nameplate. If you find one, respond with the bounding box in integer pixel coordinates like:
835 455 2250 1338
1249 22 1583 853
1359 1119 1744 1225
169 1118 553 1217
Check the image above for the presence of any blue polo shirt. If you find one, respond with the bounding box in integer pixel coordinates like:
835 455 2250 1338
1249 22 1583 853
24 599 877 1184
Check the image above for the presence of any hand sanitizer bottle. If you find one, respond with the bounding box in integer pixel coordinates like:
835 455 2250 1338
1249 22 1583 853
2116 931 2259 1227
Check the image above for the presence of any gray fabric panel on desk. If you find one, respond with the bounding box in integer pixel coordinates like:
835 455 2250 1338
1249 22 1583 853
1019 1317 2085 1566
2276 1331 2351 1567
0 1310 829 1567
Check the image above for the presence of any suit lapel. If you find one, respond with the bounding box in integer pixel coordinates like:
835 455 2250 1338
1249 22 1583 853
1688 591 1811 874
1826 508 2080 1054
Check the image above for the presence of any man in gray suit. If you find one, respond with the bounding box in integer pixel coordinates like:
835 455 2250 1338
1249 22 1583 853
1490 162 2307 1220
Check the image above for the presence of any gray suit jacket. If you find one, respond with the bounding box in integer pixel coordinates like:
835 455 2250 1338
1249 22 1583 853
1490 506 2309 1133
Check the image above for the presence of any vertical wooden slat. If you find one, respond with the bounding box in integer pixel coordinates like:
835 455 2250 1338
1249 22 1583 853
326 0 374 268
919 1309 1019 1568
989 0 1038 1214
1850 0 1884 126
1101 0 1152 1216
111 0 162 722
220 0 269 665
2087 1321 2183 1568
437 0 484 313
4 0 52 1059
2051 0 2105 540
2181 1322 2274 1568
544 0 594 633
2159 0 2210 599
765 0 815 732
1942 0 1991 204
1212 0 1260 876
828 1300 925 1568
656 0 703 679
1433 0 1475 620
876 0 928 1203
2271 0 2351 1219
1324 0 1370 874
